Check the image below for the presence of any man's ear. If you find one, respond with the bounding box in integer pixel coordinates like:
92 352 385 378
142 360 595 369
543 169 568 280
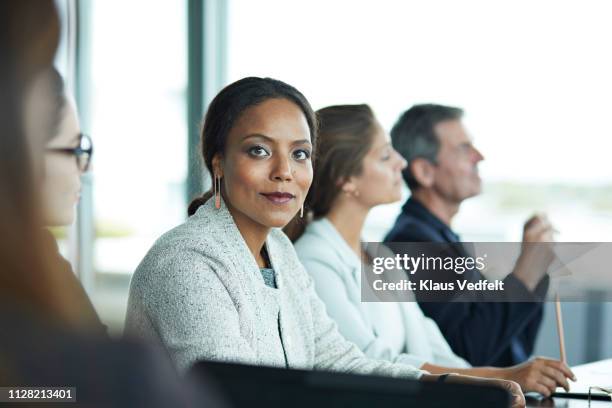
411 158 435 188
211 154 224 178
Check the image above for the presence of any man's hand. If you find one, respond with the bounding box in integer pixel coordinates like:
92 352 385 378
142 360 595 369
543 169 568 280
523 214 555 244
512 214 556 290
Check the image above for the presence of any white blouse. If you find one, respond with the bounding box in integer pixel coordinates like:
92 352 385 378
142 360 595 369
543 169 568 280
295 217 471 370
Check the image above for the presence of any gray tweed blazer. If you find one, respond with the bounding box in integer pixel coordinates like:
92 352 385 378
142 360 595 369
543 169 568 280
124 196 423 379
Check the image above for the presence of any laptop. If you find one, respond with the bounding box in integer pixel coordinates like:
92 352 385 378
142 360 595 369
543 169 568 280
190 361 511 407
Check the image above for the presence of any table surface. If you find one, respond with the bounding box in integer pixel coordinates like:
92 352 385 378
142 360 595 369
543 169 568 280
527 396 611 407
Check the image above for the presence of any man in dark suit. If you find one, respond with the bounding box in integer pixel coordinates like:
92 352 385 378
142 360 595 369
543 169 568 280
384 104 553 367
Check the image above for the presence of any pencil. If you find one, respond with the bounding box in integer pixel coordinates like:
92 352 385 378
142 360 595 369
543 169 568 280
555 293 567 363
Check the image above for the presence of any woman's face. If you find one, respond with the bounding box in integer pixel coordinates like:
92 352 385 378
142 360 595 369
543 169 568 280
218 97 313 230
348 120 407 208
41 100 82 226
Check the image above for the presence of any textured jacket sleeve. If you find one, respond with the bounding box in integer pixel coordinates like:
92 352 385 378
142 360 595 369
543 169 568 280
127 248 257 374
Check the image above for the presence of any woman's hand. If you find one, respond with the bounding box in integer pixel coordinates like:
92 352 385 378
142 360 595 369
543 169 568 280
454 375 525 408
423 373 526 408
488 378 526 408
498 357 576 397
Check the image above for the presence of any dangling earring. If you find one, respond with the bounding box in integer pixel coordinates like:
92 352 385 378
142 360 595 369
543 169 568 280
300 204 304 218
214 175 221 209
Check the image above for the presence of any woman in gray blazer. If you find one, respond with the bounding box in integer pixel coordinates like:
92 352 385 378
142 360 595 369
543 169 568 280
124 77 524 407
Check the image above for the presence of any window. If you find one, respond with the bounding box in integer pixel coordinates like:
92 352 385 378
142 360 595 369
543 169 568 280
227 0 612 242
85 0 188 328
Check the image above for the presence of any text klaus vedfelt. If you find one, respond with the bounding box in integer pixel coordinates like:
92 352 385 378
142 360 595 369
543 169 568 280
371 253 504 292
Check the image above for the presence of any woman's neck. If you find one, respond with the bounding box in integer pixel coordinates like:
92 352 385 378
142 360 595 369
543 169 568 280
326 198 370 258
224 199 270 268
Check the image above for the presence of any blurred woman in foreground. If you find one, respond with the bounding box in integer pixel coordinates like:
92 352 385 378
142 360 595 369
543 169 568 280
0 2 224 406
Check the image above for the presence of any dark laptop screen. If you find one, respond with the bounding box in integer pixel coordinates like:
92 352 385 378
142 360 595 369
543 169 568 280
190 361 511 408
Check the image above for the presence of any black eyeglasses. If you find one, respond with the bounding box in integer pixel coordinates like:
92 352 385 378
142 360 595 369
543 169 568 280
46 133 93 172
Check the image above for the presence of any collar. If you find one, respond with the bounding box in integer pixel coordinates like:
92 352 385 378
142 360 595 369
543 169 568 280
191 195 285 288
401 197 461 243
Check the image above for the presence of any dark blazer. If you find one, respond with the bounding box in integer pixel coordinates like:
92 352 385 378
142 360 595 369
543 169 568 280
384 197 547 367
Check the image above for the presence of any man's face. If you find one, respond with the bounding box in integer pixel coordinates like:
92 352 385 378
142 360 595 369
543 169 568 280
431 119 484 203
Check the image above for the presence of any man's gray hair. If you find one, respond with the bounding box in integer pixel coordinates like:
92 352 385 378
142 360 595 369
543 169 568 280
391 103 463 191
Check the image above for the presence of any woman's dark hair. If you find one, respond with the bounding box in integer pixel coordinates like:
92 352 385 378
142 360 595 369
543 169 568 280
187 77 318 216
284 104 378 242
